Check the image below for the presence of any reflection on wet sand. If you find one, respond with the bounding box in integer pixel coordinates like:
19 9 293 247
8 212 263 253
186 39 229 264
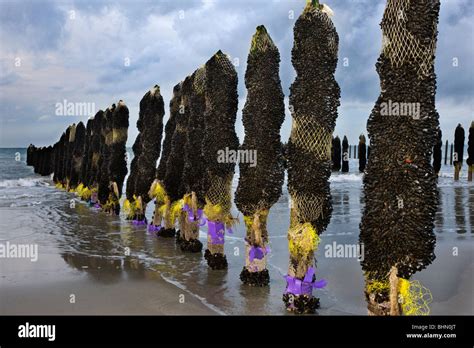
469 187 474 233
454 187 466 234
435 188 444 232
28 179 473 315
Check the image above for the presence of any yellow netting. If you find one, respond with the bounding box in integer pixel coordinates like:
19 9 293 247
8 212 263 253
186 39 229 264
148 180 166 204
243 215 254 230
81 187 91 200
290 116 332 160
170 199 184 225
102 194 118 211
76 183 91 201
399 278 433 316
365 275 433 315
158 198 183 227
215 52 235 76
243 210 269 233
366 277 390 294
204 174 237 227
205 174 232 214
381 0 437 78
55 182 65 190
193 66 206 95
123 195 142 217
288 222 320 258
291 193 325 223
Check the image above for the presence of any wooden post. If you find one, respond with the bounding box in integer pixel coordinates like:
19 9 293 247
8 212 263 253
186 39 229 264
468 165 473 182
450 144 453 165
389 266 400 316
444 140 448 165
454 164 460 181
349 145 352 159
354 144 357 159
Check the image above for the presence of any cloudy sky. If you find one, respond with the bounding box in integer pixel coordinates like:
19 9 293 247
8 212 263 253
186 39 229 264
0 0 472 148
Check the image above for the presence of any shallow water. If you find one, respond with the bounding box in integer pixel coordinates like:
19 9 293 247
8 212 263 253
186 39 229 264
0 148 472 315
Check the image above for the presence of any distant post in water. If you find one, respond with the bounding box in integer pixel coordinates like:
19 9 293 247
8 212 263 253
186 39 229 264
332 136 341 171
444 139 448 165
449 143 453 166
342 135 349 173
453 124 465 181
433 128 442 176
358 134 367 173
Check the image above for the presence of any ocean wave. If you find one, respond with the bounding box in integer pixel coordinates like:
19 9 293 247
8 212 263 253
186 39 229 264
0 193 37 199
0 177 49 188
9 201 43 207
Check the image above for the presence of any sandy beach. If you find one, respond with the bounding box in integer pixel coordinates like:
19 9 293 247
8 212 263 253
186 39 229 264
0 149 472 315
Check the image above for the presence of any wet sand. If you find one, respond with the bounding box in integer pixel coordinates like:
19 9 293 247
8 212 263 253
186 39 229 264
0 150 472 315
0 253 217 315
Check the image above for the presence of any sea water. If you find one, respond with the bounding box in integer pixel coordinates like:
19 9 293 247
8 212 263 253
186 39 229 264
0 148 472 315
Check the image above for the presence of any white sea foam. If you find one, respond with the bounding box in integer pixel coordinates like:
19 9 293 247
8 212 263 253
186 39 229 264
0 177 48 188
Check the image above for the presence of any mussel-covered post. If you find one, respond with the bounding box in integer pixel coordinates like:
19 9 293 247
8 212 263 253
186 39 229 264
97 106 114 212
89 111 104 205
69 122 86 190
235 26 285 286
77 118 94 201
332 135 341 172
149 84 181 235
161 82 189 237
107 101 129 214
179 68 207 253
203 51 239 270
65 124 76 190
125 87 164 224
360 0 440 316
468 122 474 181
284 1 340 313
453 124 465 181
358 134 367 173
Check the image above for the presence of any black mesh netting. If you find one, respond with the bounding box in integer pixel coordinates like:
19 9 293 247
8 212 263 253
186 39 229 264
287 4 340 235
235 25 285 218
360 0 440 281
